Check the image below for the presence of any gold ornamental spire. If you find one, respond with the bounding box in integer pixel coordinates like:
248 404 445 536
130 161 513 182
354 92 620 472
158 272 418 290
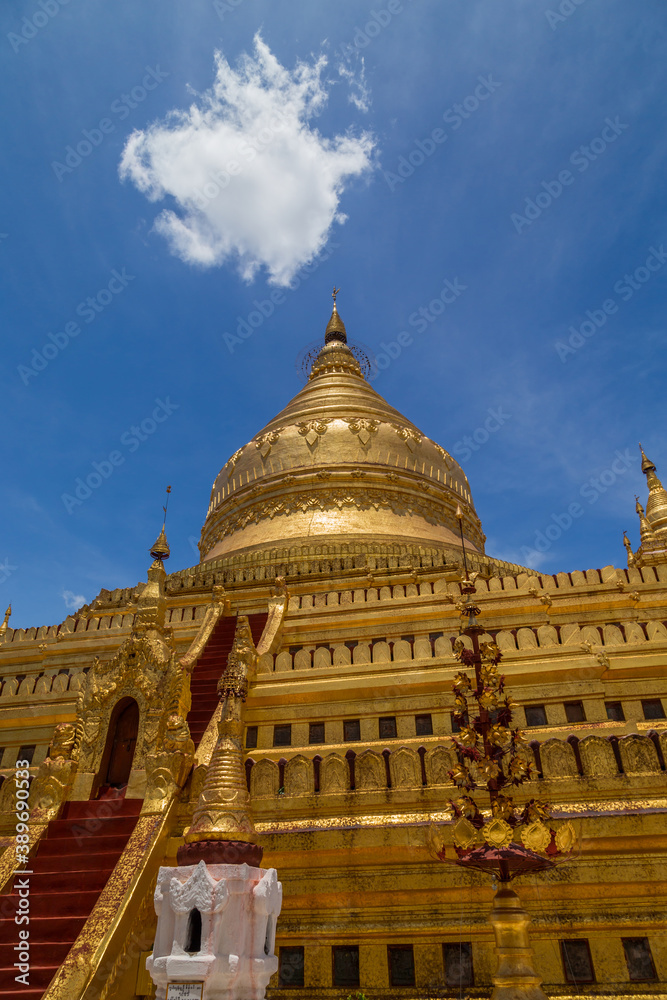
0 605 11 638
150 527 170 563
639 445 667 533
325 285 347 343
149 485 172 562
135 492 171 635
639 443 655 475
636 496 654 543
185 616 259 847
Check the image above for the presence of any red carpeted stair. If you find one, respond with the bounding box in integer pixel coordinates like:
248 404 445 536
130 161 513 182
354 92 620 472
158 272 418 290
186 612 268 748
0 613 268 997
0 795 142 998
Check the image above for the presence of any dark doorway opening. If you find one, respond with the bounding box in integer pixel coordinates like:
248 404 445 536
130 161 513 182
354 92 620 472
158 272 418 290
94 697 139 796
185 909 202 953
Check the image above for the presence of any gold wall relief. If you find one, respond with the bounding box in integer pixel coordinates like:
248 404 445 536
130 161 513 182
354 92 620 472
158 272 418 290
283 755 314 797
424 745 456 785
224 447 244 475
320 753 349 794
391 423 422 451
75 631 192 786
28 723 78 823
388 747 421 789
200 486 461 554
354 750 385 790
297 418 331 446
618 734 661 774
254 430 281 458
345 417 379 446
143 713 195 815
578 735 618 778
432 442 453 470
539 738 579 779
250 758 280 798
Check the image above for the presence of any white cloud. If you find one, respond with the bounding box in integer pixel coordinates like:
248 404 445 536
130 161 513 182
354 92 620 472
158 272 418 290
490 545 550 571
338 58 371 113
62 590 85 611
119 35 375 286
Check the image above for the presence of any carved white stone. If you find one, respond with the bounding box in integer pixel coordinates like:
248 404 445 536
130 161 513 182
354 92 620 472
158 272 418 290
147 861 282 1000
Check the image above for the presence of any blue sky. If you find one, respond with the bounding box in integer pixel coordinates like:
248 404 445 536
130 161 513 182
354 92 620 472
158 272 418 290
2 0 666 628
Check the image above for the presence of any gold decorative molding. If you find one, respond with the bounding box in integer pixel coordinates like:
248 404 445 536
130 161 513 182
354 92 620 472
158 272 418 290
142 713 194 815
96 886 156 1000
345 417 379 445
201 484 481 557
433 442 454 470
256 577 289 656
179 588 230 671
75 630 189 777
391 423 422 449
29 722 78 823
254 430 281 458
224 447 244 475
297 418 331 446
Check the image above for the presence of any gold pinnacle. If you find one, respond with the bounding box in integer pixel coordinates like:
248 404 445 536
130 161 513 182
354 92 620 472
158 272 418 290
185 616 259 844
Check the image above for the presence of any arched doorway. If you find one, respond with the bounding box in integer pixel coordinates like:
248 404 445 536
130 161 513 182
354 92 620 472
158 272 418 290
95 697 140 794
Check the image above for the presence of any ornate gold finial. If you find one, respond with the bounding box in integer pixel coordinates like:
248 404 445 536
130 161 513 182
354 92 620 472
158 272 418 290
637 446 667 536
149 486 172 562
639 443 656 475
623 531 636 569
184 616 259 848
0 605 11 638
635 495 654 543
325 286 347 344
150 527 170 563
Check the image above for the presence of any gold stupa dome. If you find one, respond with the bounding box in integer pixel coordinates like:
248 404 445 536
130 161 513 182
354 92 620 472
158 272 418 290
199 295 485 566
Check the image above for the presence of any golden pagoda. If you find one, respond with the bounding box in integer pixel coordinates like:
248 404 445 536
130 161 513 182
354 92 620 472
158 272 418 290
0 296 666 999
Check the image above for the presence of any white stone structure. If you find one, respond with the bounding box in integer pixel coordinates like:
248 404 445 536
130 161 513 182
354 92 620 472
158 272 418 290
147 860 282 1000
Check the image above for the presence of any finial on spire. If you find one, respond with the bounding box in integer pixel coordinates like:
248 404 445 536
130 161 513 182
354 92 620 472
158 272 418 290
150 486 172 562
0 605 11 637
639 443 656 475
325 286 347 344
635 494 654 544
162 484 172 525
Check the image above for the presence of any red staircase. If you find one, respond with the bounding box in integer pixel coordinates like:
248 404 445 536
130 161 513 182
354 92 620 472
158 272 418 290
0 613 268 998
186 612 268 747
0 794 142 999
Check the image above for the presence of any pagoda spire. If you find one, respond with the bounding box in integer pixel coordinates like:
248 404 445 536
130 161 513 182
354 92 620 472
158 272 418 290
180 615 262 865
325 285 347 344
639 443 656 476
638 445 667 533
0 605 11 638
635 497 654 544
135 488 172 635
149 485 171 564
